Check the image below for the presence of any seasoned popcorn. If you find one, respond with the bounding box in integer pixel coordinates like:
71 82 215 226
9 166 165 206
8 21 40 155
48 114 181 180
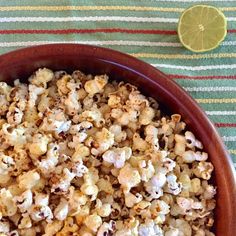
0 68 216 235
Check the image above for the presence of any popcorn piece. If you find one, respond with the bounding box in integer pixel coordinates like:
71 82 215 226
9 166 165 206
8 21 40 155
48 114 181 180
18 170 40 190
84 75 108 96
29 68 54 88
43 220 63 236
18 215 32 229
92 128 114 155
28 133 50 157
84 214 102 233
1 124 26 149
144 173 166 199
30 205 53 222
102 147 132 168
109 124 127 143
185 131 203 149
174 134 186 156
139 160 155 182
6 106 23 125
138 219 163 236
0 153 15 175
37 143 59 176
0 189 17 217
97 221 115 236
0 95 9 116
183 150 208 163
125 192 143 208
15 190 33 213
118 164 141 192
193 162 214 180
96 199 112 217
0 219 10 233
64 89 82 116
165 174 182 195
139 107 155 125
145 125 159 150
54 198 69 221
132 133 148 152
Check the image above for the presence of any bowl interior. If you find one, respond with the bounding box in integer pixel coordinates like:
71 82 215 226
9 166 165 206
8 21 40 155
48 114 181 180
0 44 235 235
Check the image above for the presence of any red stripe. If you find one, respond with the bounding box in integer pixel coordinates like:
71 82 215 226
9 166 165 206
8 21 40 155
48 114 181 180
215 123 236 128
0 28 235 35
0 28 177 35
228 29 236 33
169 74 236 80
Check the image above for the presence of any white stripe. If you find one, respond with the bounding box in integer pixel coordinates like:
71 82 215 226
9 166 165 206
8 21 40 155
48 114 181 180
0 40 235 48
222 136 236 142
184 87 236 92
152 63 236 71
0 16 178 23
222 41 236 46
206 111 236 116
0 41 181 47
226 17 236 22
0 16 235 23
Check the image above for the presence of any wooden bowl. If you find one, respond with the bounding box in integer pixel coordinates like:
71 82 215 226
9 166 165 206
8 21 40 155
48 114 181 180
0 44 235 235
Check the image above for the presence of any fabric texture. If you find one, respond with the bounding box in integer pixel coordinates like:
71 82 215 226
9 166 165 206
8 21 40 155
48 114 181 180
0 0 236 168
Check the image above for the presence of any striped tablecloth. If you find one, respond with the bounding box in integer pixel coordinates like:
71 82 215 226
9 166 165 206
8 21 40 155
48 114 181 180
0 0 236 168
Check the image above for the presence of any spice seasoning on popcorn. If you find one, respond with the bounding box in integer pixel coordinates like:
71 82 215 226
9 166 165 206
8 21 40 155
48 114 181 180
0 68 216 235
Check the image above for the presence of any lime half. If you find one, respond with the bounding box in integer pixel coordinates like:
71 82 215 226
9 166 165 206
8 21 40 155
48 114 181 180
178 5 227 52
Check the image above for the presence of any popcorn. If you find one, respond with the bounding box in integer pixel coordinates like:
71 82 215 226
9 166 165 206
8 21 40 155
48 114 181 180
0 189 17 217
18 170 40 190
1 124 26 149
138 219 163 236
0 69 216 235
29 68 54 88
97 221 115 236
0 153 15 175
43 220 63 236
54 198 69 221
193 162 214 180
0 219 10 233
84 75 108 96
183 150 208 163
28 133 50 157
102 147 132 168
165 174 182 195
15 190 33 213
91 127 114 155
84 214 102 233
118 164 141 192
18 215 32 229
30 205 53 222
139 107 155 125
6 106 23 125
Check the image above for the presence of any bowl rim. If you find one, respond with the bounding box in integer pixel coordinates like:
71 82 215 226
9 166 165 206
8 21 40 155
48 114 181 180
0 43 235 234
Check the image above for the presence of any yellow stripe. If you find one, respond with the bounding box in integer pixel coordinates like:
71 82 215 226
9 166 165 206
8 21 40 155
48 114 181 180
131 53 236 60
196 98 236 104
229 149 236 155
220 7 236 12
0 6 235 12
0 6 184 12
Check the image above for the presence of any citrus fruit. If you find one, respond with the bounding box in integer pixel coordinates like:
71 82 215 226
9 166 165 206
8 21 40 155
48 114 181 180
178 5 227 52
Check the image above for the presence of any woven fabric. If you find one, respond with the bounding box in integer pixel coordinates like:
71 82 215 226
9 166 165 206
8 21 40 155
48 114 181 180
0 0 236 167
